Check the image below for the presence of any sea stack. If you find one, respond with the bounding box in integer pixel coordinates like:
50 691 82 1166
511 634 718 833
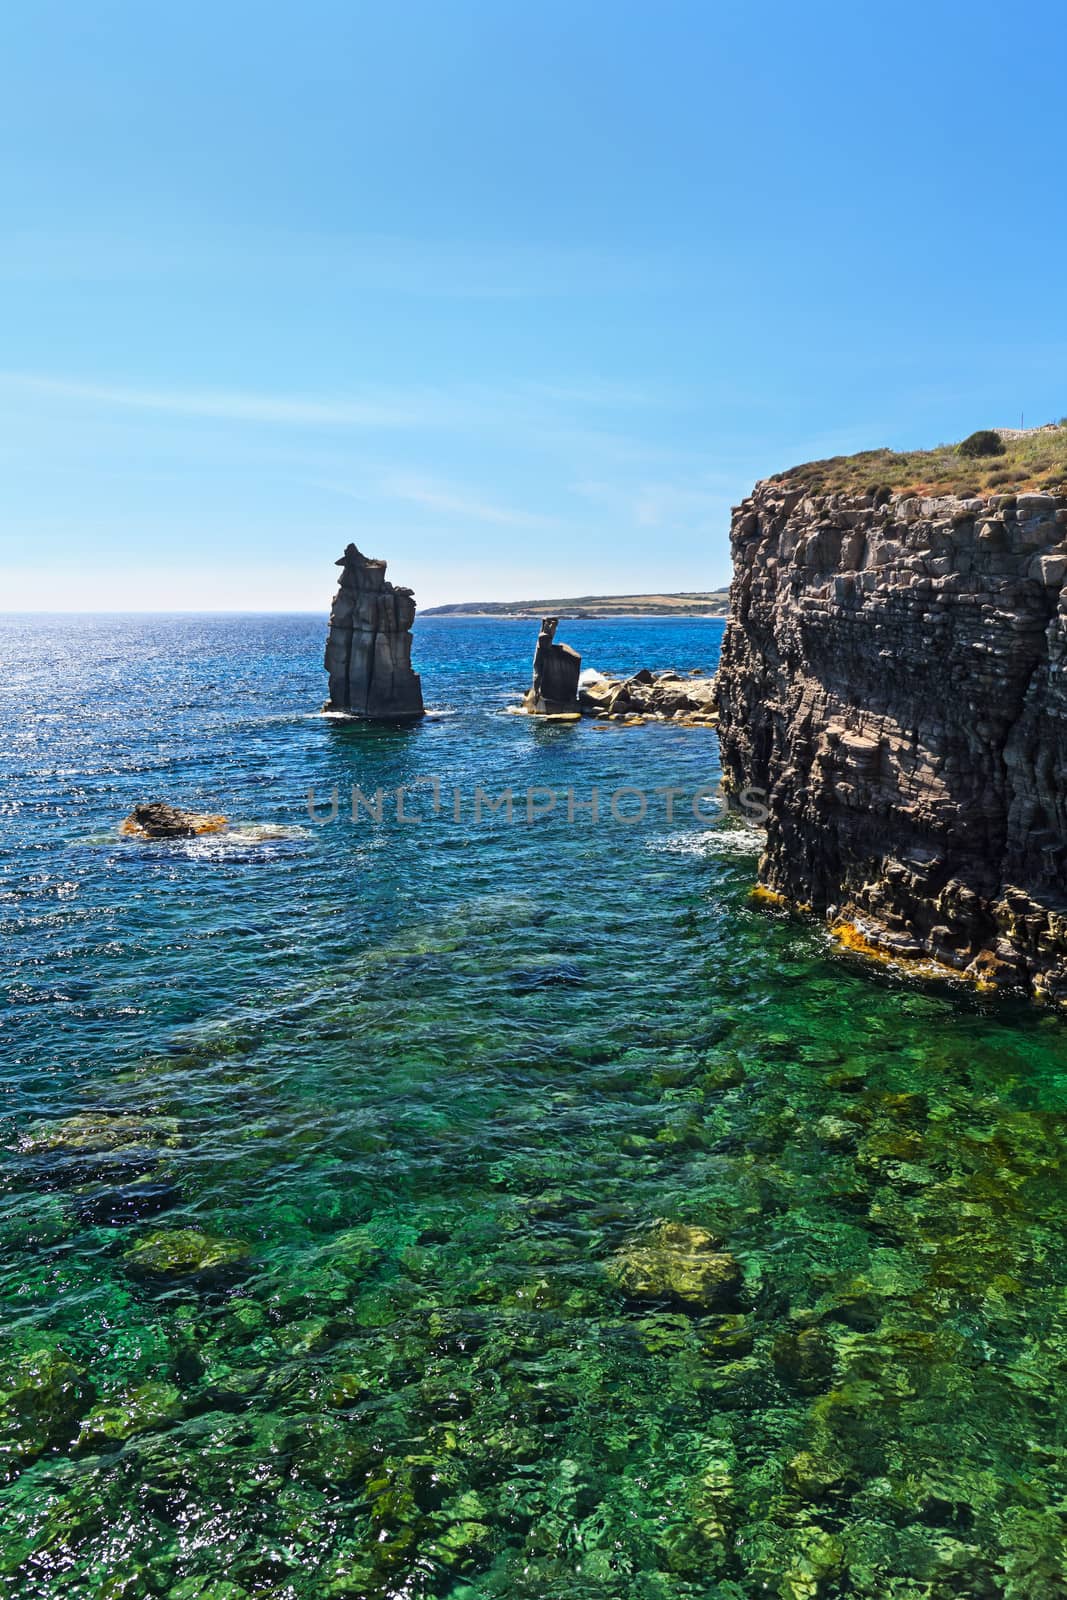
323 544 424 720
523 618 581 714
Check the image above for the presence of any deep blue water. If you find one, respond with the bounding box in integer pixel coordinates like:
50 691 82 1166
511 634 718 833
0 614 1064 1600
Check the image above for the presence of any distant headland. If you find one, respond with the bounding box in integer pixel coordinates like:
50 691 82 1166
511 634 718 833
422 590 730 619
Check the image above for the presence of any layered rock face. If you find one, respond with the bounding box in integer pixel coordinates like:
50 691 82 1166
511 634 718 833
324 544 424 719
716 483 1067 999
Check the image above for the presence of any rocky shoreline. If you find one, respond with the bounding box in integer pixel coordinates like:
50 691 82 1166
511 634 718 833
516 615 719 726
716 479 1067 1000
578 666 718 725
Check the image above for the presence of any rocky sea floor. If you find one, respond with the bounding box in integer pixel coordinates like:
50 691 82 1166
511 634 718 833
0 615 1064 1599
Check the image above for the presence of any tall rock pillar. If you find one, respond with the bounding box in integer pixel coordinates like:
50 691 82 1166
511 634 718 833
323 544 424 719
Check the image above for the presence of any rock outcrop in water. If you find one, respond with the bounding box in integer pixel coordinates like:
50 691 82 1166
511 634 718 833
121 803 227 838
579 668 718 723
522 617 581 714
323 544 424 719
716 480 1067 999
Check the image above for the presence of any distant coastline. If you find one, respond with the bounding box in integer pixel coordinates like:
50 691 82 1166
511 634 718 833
422 590 730 619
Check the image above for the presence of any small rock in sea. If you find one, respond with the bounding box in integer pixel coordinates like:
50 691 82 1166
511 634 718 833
120 802 228 838
123 1227 251 1279
814 1114 858 1150
698 1313 755 1359
607 1220 743 1312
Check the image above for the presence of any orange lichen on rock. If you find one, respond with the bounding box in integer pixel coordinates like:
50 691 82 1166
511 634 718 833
749 885 790 909
830 919 989 987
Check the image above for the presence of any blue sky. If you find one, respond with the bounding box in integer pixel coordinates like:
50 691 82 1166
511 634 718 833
2 0 1064 610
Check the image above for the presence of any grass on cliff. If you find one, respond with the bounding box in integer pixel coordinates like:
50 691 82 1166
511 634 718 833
772 422 1067 499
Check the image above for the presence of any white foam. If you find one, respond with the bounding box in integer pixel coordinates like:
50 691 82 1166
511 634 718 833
648 824 764 859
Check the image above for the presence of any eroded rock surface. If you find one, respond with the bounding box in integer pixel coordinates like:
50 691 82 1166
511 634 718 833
579 667 718 723
121 803 227 838
716 481 1067 998
324 544 424 719
522 617 581 714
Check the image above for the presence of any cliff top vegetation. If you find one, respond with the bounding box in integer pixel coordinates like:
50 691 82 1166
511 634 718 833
770 422 1067 500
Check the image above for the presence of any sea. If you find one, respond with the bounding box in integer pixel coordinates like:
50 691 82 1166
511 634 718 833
0 613 1064 1599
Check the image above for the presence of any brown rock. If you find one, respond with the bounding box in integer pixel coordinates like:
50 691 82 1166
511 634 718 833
121 803 227 838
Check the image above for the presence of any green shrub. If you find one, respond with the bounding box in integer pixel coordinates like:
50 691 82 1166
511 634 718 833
958 429 1006 458
985 467 1015 485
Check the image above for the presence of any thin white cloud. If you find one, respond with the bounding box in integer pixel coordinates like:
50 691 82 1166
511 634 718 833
573 476 730 528
0 229 671 301
520 377 670 409
0 371 678 441
0 373 422 429
380 474 558 529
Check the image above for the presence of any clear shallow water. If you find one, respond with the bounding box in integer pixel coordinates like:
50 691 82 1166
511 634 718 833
0 614 1064 1600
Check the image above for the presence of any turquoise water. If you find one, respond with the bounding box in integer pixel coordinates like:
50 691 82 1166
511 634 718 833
1 614 1065 1600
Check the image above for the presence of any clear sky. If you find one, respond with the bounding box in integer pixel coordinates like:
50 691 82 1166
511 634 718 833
1 0 1064 611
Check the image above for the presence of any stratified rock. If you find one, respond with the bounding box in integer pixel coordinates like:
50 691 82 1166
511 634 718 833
522 618 581 714
716 480 1067 1000
608 1221 743 1311
121 802 228 838
323 543 424 719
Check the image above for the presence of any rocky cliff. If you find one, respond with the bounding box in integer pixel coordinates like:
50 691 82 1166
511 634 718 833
716 477 1067 1000
323 544 424 719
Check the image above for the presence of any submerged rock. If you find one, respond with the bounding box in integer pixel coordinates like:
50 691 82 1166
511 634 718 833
608 1221 743 1311
16 1112 181 1158
323 542 424 719
523 617 581 714
120 802 228 838
772 1325 835 1391
77 1380 183 1450
785 1448 854 1501
123 1227 251 1279
0 1347 95 1473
